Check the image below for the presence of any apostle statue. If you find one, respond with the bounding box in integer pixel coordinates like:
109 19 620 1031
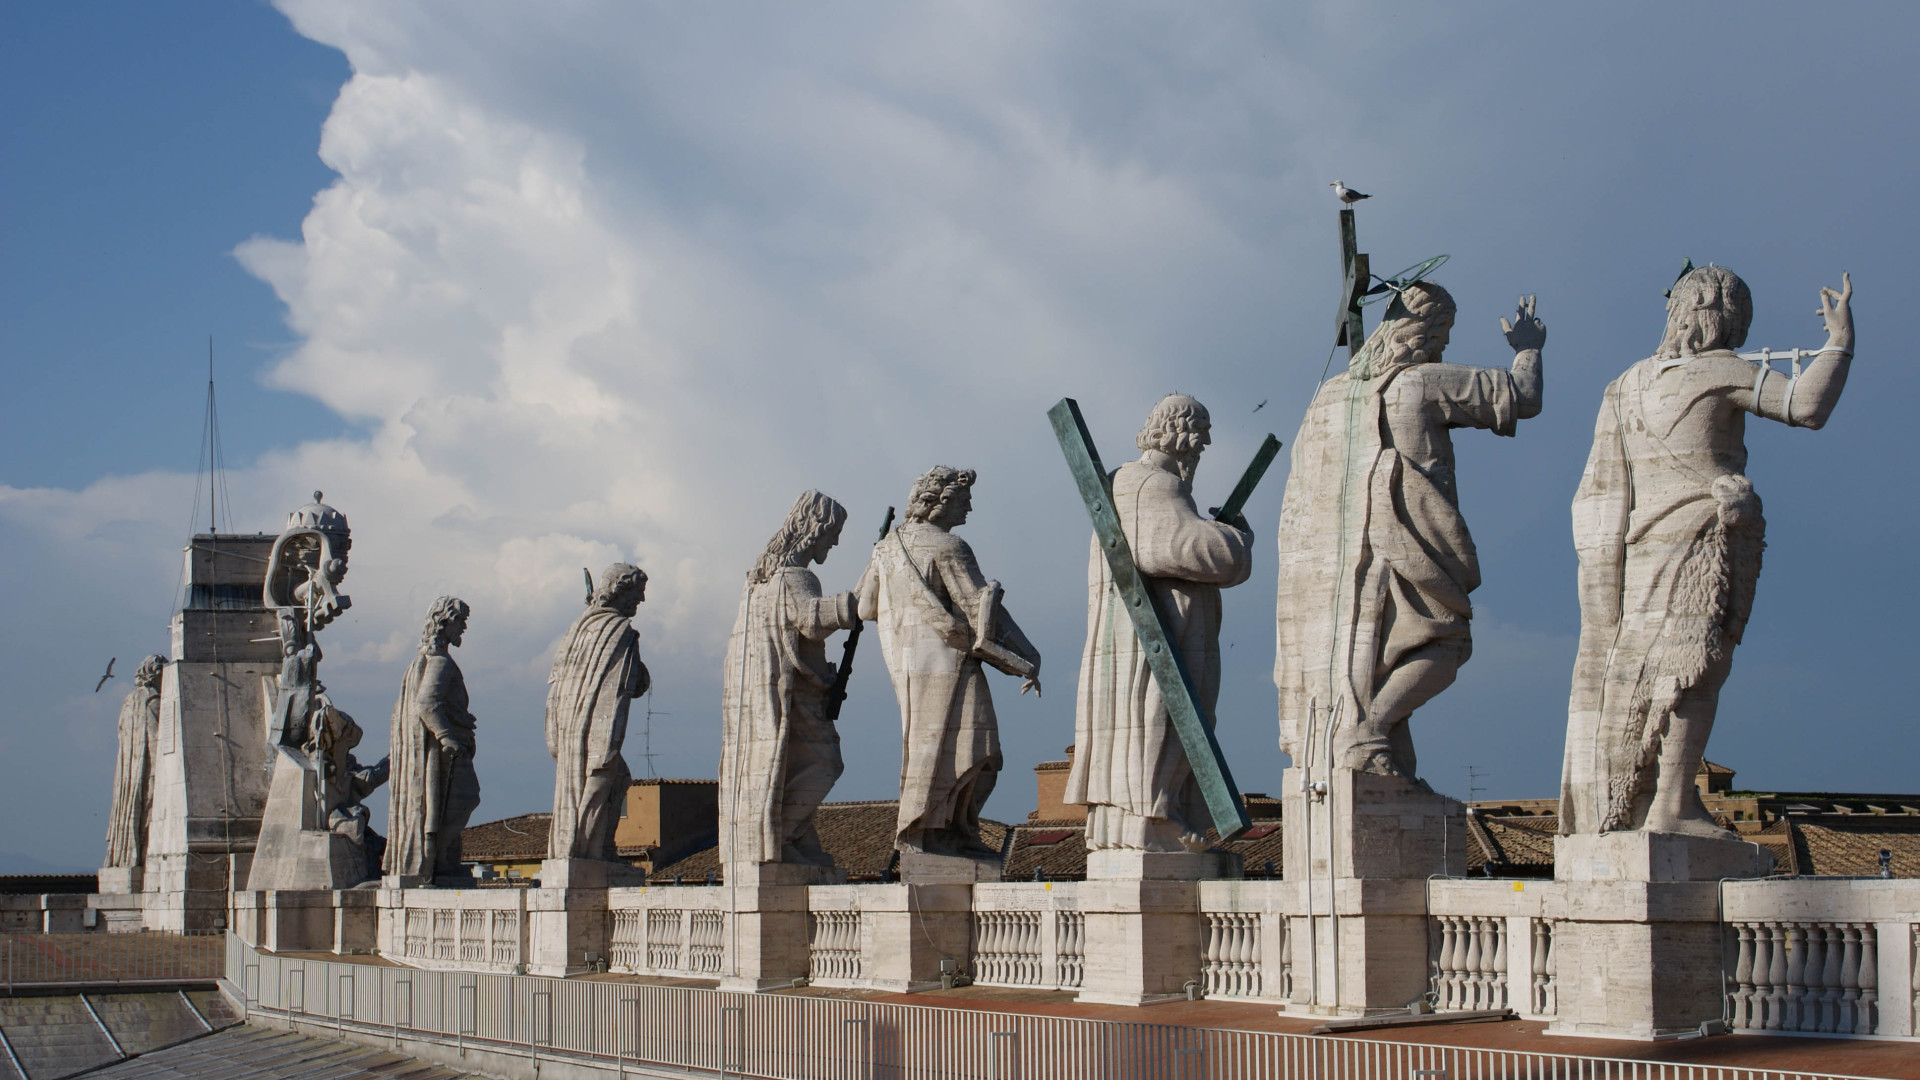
546 563 650 861
103 654 167 873
1275 283 1545 783
720 492 860 874
857 467 1040 859
1065 395 1254 852
320 708 390 881
1560 268 1853 837
386 596 483 882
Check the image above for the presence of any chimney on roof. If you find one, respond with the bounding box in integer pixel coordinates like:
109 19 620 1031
1695 759 1736 798
1030 745 1086 824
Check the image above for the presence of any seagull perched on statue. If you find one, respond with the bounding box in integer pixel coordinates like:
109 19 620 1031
1330 180 1370 206
94 657 116 693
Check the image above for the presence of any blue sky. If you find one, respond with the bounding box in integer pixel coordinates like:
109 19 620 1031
3 2 1917 871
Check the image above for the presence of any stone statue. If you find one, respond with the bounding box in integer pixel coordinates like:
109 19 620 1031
249 492 387 891
1065 396 1253 852
857 467 1040 859
103 655 167 872
546 563 650 861
386 597 483 882
1274 284 1544 782
719 492 860 875
1559 268 1853 837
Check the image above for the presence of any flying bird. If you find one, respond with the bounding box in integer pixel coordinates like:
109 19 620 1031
94 657 116 693
1330 180 1370 206
1252 399 1267 413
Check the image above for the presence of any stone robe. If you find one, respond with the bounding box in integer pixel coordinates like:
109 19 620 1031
385 648 482 878
856 523 1036 847
103 678 161 869
1274 356 1535 769
719 568 859 867
1065 457 1253 848
546 605 648 860
1558 353 1824 834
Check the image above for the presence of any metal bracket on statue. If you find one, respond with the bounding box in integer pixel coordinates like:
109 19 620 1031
1046 397 1252 841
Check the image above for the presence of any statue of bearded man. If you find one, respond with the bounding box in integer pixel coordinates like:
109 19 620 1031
720 491 859 875
385 596 483 882
1560 268 1854 837
103 654 167 871
1066 395 1254 853
546 563 650 861
857 467 1040 859
1275 283 1545 782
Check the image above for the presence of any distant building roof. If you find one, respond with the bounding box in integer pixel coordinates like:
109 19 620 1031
0 874 97 896
647 801 1012 885
461 813 550 863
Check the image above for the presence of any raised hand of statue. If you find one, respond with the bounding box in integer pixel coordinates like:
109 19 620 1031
1500 295 1546 352
1817 273 1854 351
439 735 462 757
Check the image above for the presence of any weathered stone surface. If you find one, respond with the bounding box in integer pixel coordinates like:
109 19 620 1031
102 655 166 879
1276 286 1544 783
546 563 650 863
1066 395 1253 857
1560 269 1854 844
856 467 1039 872
720 492 859 885
385 597 482 884
248 494 387 893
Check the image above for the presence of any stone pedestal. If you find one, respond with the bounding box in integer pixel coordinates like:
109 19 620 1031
246 749 367 892
808 884 973 992
96 867 142 895
527 878 610 977
1073 849 1236 1006
1548 830 1771 1040
716 863 840 991
143 536 280 932
86 891 148 933
233 889 378 955
899 850 1002 884
1280 768 1465 1016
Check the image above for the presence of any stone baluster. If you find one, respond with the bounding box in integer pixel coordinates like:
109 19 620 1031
1837 923 1860 1034
1487 917 1507 1011
1278 915 1293 1000
1799 922 1827 1032
1204 914 1225 996
1464 917 1485 1010
1531 920 1551 1017
1783 923 1807 1030
1731 922 1755 1029
1765 922 1790 1030
1544 920 1558 1016
1855 923 1877 1035
1432 917 1454 1009
1818 924 1843 1032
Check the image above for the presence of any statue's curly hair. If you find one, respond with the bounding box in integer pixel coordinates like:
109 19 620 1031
752 490 849 583
1351 280 1458 380
905 466 976 524
134 654 168 687
591 563 648 608
420 596 471 649
1135 394 1212 455
1657 265 1751 358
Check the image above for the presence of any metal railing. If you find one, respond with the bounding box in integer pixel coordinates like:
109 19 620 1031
4 930 223 991
230 934 1884 1080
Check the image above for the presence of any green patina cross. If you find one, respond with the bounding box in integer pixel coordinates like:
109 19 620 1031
1048 398 1276 841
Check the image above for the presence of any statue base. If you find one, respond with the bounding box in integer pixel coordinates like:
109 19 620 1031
526 869 612 976
898 850 1002 884
1555 830 1771 883
1086 849 1236 881
95 867 142 895
725 862 845 889
715 880 814 991
246 748 369 892
232 888 377 955
1074 878 1208 1005
535 858 647 890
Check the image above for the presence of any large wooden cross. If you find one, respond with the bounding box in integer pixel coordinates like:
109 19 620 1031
1336 208 1370 359
1048 398 1277 841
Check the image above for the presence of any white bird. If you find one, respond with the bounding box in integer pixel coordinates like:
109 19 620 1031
1330 180 1370 206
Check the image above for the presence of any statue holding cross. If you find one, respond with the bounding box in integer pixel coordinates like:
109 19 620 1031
1275 242 1546 783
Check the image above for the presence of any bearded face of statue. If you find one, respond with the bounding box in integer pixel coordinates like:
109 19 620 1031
927 483 973 530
